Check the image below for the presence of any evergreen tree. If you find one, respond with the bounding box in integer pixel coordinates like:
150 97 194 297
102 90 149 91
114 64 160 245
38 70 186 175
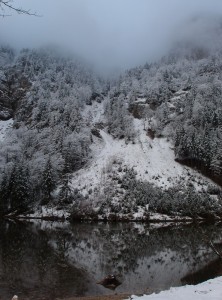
0 164 31 214
10 164 31 213
58 173 72 205
0 171 10 216
41 159 56 205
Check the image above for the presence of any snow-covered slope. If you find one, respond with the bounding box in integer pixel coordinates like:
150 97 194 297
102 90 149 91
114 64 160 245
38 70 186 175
71 114 212 195
66 100 222 220
25 100 220 220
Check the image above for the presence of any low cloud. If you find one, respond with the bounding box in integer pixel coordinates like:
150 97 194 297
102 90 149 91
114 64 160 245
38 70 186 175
1 0 222 72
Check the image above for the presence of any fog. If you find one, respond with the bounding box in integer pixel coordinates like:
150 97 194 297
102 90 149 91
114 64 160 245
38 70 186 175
1 0 222 72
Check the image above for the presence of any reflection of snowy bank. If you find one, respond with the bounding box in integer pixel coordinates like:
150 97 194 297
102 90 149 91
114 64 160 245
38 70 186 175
129 276 222 300
2 221 222 299
44 222 221 295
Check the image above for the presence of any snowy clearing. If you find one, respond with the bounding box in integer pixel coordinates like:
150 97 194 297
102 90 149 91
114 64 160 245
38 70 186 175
71 116 214 196
128 276 222 300
0 118 13 142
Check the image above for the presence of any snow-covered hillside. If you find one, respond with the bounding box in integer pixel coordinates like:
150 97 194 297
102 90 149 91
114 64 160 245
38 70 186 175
0 42 222 220
20 98 221 221
72 117 210 193
67 102 221 221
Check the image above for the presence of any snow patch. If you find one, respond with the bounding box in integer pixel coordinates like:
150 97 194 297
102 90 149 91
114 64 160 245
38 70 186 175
0 118 13 142
135 98 147 104
128 276 222 300
82 101 105 125
25 206 69 220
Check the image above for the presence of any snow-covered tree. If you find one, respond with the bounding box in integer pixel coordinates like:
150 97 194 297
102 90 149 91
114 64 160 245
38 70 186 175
41 159 56 204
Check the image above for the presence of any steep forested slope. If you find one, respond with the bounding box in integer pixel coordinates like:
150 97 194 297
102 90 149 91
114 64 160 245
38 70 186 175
110 20 222 185
0 46 105 214
0 18 222 219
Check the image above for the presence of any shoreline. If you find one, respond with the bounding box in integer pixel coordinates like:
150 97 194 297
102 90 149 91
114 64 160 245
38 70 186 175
57 294 131 300
4 213 222 224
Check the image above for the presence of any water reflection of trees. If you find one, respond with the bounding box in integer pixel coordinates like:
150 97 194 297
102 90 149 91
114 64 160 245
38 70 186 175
0 221 222 299
0 221 89 299
44 222 222 279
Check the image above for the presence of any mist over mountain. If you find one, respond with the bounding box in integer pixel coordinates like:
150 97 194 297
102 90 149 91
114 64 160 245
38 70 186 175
0 8 222 220
1 0 222 72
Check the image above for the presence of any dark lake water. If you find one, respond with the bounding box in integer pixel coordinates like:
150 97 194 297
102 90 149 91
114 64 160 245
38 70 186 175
0 220 222 300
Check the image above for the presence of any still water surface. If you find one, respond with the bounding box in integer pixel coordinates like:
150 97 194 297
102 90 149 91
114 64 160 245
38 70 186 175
0 221 222 300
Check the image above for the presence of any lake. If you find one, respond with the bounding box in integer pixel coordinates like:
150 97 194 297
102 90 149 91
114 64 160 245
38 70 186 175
0 220 221 300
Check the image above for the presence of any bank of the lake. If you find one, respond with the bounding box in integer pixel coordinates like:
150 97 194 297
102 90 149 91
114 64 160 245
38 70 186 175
57 276 222 300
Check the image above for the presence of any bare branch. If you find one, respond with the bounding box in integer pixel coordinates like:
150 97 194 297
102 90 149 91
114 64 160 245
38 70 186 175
208 240 222 259
201 230 222 260
0 0 41 17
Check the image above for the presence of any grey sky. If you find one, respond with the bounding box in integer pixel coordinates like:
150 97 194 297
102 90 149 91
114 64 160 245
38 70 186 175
1 0 222 72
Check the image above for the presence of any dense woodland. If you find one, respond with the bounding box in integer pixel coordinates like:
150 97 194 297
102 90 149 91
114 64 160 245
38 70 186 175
0 19 222 218
0 47 106 214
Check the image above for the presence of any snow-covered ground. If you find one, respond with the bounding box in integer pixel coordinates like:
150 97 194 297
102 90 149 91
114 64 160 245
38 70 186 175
25 205 70 220
129 276 222 300
21 102 219 220
0 118 13 142
71 113 213 196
